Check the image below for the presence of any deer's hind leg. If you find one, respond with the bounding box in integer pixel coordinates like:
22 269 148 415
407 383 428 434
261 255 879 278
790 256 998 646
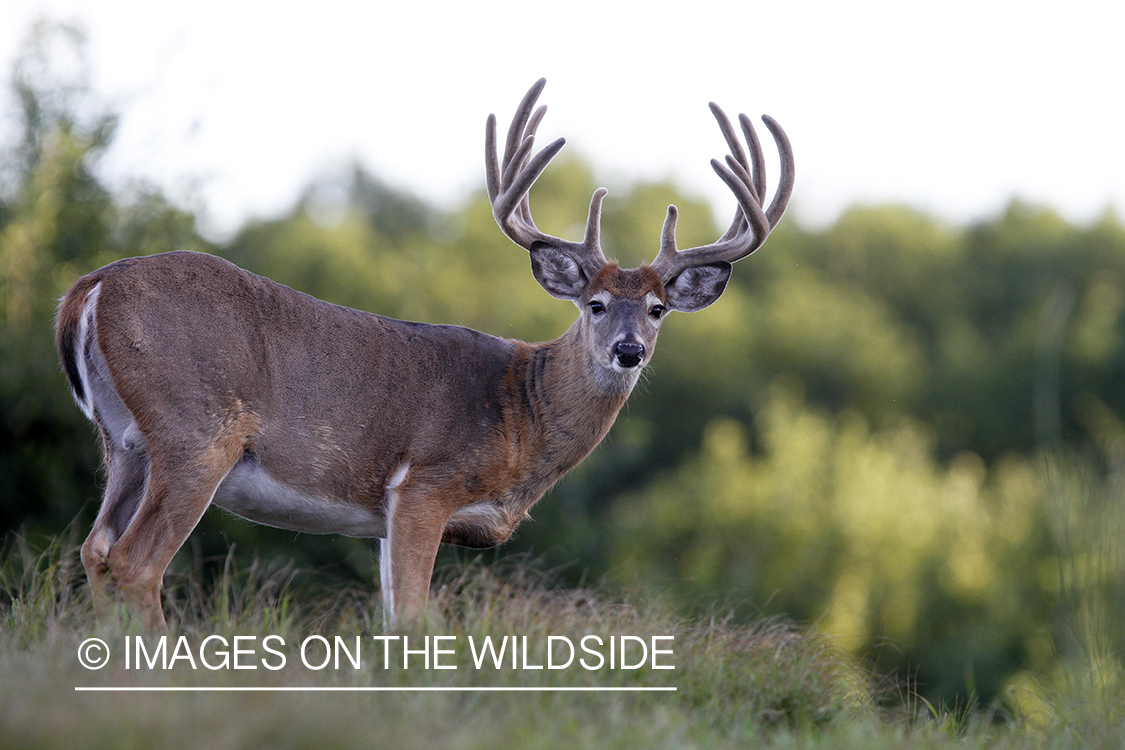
98 408 261 630
81 432 148 609
79 337 154 612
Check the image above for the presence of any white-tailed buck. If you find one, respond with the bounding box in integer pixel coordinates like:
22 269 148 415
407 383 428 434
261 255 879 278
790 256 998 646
56 79 793 629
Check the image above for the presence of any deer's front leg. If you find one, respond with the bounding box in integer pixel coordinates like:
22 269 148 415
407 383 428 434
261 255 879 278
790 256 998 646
380 484 449 629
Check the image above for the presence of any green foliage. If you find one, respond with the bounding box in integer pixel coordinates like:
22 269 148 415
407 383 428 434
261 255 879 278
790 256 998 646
3 22 1125 721
609 386 1053 702
0 25 212 540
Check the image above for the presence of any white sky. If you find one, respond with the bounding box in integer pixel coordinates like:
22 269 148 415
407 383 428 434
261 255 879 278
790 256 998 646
3 0 1123 238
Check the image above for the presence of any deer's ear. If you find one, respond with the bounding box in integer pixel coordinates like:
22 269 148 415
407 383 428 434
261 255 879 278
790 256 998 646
664 262 732 312
529 243 588 301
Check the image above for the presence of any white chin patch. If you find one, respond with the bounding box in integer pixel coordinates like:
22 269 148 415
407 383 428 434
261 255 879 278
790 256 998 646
611 360 641 374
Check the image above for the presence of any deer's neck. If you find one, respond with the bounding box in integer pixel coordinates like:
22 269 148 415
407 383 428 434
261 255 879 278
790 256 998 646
519 322 636 474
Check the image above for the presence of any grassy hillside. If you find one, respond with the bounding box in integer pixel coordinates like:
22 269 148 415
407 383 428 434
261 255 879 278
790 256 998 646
1 535 1120 749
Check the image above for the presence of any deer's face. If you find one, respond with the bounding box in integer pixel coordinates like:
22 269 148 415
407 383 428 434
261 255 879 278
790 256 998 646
579 264 667 374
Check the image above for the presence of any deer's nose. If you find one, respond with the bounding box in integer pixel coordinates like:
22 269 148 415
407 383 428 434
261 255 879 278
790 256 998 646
614 341 645 368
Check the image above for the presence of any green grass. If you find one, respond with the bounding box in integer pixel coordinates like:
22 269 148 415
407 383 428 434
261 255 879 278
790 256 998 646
0 533 1120 749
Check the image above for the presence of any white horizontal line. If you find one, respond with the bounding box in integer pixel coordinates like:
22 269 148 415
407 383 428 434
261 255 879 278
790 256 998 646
75 686 677 693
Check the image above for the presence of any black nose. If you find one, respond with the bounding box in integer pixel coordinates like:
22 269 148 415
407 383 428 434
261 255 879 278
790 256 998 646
614 341 645 368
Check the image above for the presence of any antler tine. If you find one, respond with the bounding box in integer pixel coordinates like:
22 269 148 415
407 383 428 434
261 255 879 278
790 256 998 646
739 113 767 207
485 113 501 203
761 114 795 226
503 78 546 174
485 80 608 277
708 104 748 176
650 106 794 282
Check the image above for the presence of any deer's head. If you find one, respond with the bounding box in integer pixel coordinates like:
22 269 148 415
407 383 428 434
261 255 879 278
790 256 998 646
486 79 794 381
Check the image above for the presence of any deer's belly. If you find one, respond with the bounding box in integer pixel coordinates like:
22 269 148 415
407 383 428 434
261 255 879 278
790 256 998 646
212 459 386 538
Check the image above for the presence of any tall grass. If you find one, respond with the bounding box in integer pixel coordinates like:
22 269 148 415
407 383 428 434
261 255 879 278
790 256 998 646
1010 453 1125 749
1 533 874 749
0 527 1120 749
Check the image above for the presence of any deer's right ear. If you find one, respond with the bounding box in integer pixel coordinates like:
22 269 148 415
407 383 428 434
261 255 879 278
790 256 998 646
529 243 588 301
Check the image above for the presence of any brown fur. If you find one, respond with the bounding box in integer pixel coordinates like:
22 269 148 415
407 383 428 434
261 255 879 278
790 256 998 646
57 251 643 628
587 263 666 300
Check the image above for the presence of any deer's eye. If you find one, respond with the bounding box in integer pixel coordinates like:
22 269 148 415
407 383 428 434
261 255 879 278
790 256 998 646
649 304 666 320
588 300 606 315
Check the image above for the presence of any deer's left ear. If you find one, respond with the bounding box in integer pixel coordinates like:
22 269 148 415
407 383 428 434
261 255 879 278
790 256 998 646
663 262 732 312
529 243 588 301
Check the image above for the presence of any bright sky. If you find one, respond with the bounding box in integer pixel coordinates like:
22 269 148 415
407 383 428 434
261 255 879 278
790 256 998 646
3 0 1123 238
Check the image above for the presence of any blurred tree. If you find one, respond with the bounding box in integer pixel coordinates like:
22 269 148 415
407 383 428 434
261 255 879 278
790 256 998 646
0 23 210 534
608 384 1054 704
1 22 117 534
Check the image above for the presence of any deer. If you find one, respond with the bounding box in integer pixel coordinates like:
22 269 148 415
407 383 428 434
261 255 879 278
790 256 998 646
55 79 793 629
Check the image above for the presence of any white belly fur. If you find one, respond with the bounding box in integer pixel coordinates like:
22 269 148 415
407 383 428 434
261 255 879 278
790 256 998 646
212 460 386 537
